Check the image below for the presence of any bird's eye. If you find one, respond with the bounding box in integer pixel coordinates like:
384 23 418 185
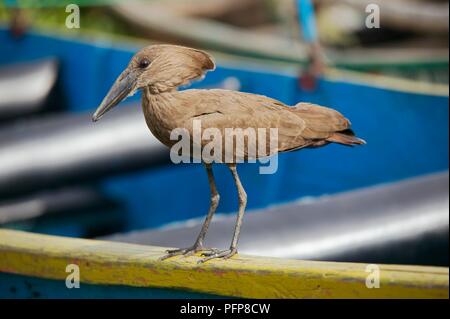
139 58 150 69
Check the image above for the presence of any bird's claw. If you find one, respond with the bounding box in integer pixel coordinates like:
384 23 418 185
159 246 218 261
198 249 237 264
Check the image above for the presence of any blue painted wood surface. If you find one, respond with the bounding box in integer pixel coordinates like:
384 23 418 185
0 272 223 299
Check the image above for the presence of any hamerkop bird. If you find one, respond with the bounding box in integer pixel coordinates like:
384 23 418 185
92 45 365 263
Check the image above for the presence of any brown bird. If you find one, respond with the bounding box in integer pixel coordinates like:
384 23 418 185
92 44 365 263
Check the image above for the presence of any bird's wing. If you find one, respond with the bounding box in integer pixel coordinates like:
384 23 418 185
291 102 351 139
177 89 351 154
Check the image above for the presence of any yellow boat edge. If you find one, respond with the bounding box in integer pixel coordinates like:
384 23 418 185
0 229 448 299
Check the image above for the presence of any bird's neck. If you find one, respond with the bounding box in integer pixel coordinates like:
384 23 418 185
141 87 182 146
142 87 177 113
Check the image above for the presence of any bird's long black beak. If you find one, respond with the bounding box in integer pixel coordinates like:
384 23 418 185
92 69 137 122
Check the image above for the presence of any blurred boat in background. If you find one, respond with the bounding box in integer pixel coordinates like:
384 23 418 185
110 0 449 83
0 27 448 266
0 186 125 238
0 58 58 120
1 0 448 83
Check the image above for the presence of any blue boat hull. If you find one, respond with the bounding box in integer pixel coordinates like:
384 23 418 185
0 272 222 299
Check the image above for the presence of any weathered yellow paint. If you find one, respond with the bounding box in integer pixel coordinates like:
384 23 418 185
0 229 448 298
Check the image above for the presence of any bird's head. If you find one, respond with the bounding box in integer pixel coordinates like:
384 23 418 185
92 44 215 122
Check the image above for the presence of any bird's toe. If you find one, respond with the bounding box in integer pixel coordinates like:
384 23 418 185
165 248 185 254
159 247 192 260
198 249 237 264
159 245 218 261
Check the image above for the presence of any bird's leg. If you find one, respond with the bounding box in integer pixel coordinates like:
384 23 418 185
159 163 220 260
199 163 247 263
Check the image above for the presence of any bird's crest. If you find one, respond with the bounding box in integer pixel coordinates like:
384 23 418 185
135 44 215 93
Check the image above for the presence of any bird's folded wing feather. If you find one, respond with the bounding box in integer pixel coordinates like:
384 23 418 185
178 89 351 152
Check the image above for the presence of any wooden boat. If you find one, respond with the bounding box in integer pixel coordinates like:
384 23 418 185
0 229 448 298
0 27 448 298
0 58 58 120
1 1 447 82
110 1 449 82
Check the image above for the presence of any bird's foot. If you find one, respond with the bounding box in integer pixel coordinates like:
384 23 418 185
159 245 218 261
198 248 237 264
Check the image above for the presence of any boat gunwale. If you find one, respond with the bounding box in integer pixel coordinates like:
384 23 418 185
0 229 448 299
